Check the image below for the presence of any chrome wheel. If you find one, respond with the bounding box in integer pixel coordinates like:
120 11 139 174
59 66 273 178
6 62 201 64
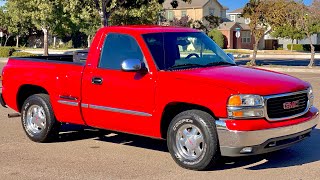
26 105 46 134
175 122 205 160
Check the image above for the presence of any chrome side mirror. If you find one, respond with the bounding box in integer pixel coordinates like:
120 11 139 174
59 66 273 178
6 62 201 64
121 59 143 72
227 53 235 61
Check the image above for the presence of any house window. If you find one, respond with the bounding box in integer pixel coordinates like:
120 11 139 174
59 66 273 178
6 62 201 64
241 31 251 43
209 8 215 15
181 10 187 17
230 15 235 22
167 10 174 21
245 18 251 24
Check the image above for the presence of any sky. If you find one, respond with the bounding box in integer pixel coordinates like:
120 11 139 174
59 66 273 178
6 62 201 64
220 0 313 12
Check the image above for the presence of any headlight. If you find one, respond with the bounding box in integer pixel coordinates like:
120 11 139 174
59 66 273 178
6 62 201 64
308 87 314 107
227 95 264 119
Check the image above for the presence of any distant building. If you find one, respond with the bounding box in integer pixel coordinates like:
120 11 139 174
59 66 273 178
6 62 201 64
227 7 320 50
163 0 228 25
218 21 256 49
225 8 264 50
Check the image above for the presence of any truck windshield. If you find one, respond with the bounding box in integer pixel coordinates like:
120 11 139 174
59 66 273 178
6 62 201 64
142 32 235 70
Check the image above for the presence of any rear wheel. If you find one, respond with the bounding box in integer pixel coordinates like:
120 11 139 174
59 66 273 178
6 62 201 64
21 94 60 142
167 110 220 170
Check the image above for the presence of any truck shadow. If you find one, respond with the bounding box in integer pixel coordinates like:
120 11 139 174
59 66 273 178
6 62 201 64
55 124 320 171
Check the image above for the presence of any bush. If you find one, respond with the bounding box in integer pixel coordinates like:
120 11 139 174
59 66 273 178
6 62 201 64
0 47 15 57
287 44 304 51
11 51 36 57
208 29 224 48
287 44 320 51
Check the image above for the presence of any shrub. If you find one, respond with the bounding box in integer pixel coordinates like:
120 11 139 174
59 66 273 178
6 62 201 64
208 29 224 48
287 44 304 51
11 51 36 57
287 44 320 51
0 47 15 57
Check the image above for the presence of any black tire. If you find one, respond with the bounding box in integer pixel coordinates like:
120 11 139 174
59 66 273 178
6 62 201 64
21 94 60 143
167 110 220 170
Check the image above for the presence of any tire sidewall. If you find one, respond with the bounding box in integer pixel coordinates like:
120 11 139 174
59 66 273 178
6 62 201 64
167 111 218 170
21 95 53 142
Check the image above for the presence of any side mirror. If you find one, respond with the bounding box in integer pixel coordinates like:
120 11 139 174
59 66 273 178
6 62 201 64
121 59 144 72
227 53 235 61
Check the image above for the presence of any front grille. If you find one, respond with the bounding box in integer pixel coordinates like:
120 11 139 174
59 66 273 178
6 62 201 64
266 92 308 119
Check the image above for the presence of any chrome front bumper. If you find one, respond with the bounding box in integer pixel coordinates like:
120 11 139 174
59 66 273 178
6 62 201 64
217 107 319 157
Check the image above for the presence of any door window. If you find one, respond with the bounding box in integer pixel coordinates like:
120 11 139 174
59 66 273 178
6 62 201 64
99 33 144 70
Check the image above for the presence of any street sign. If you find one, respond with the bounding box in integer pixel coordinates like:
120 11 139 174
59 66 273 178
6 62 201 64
235 28 241 32
236 31 240 38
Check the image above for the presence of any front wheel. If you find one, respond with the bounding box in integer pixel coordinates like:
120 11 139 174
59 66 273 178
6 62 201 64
167 110 220 170
21 94 60 142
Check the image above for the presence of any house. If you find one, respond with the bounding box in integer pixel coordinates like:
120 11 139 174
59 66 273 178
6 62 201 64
226 8 265 50
227 8 320 50
218 22 256 49
163 0 228 24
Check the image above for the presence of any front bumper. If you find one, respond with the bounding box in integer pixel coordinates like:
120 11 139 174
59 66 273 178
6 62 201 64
217 106 319 157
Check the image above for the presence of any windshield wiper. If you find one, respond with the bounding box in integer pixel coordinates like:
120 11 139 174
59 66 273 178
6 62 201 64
204 61 236 67
168 63 204 70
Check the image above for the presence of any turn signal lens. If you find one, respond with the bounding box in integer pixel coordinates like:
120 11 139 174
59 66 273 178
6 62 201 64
228 95 242 106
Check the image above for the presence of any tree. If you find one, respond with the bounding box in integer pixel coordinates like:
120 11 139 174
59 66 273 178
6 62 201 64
94 0 192 27
169 16 193 27
6 0 31 48
204 15 222 30
110 0 162 25
295 0 320 67
208 29 224 48
0 6 11 46
271 25 305 51
24 0 74 55
243 0 296 65
66 1 100 48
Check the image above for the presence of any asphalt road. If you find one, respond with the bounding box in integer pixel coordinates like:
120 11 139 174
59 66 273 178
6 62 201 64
236 58 320 66
0 63 319 179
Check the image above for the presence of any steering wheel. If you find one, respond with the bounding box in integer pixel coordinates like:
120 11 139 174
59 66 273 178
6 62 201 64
185 53 200 59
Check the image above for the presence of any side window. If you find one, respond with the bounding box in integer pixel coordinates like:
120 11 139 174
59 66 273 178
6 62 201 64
99 33 144 70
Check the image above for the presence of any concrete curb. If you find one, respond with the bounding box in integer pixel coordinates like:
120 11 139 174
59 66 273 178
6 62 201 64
257 66 320 73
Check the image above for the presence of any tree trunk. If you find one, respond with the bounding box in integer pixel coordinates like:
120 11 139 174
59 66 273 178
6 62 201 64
100 11 108 27
87 35 91 48
4 35 10 46
291 39 294 51
250 42 258 66
250 35 261 66
42 28 49 56
16 35 19 48
307 34 315 67
53 36 56 49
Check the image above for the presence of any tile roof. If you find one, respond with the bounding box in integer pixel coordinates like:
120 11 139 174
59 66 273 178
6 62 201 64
228 8 243 14
163 0 223 9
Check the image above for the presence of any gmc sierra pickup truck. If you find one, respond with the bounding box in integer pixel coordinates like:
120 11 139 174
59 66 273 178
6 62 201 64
1 26 319 170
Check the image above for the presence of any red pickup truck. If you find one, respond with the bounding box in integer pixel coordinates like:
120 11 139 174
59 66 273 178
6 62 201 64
1 26 319 170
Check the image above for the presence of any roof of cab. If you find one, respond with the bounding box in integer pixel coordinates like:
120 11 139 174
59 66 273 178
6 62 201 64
99 25 200 35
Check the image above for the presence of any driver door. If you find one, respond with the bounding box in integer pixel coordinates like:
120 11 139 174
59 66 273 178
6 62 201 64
81 33 156 136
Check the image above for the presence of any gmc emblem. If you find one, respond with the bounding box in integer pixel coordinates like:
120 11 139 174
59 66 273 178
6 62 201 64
283 100 300 110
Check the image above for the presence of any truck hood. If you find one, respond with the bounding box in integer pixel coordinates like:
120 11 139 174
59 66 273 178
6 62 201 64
170 66 309 95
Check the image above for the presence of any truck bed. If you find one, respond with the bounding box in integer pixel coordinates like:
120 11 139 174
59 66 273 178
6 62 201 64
10 50 89 65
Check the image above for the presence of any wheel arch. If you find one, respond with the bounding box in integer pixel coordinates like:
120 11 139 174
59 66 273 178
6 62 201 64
17 84 49 112
160 102 216 139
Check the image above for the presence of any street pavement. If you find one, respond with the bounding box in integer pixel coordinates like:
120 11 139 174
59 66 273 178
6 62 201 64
236 58 320 66
0 62 319 179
